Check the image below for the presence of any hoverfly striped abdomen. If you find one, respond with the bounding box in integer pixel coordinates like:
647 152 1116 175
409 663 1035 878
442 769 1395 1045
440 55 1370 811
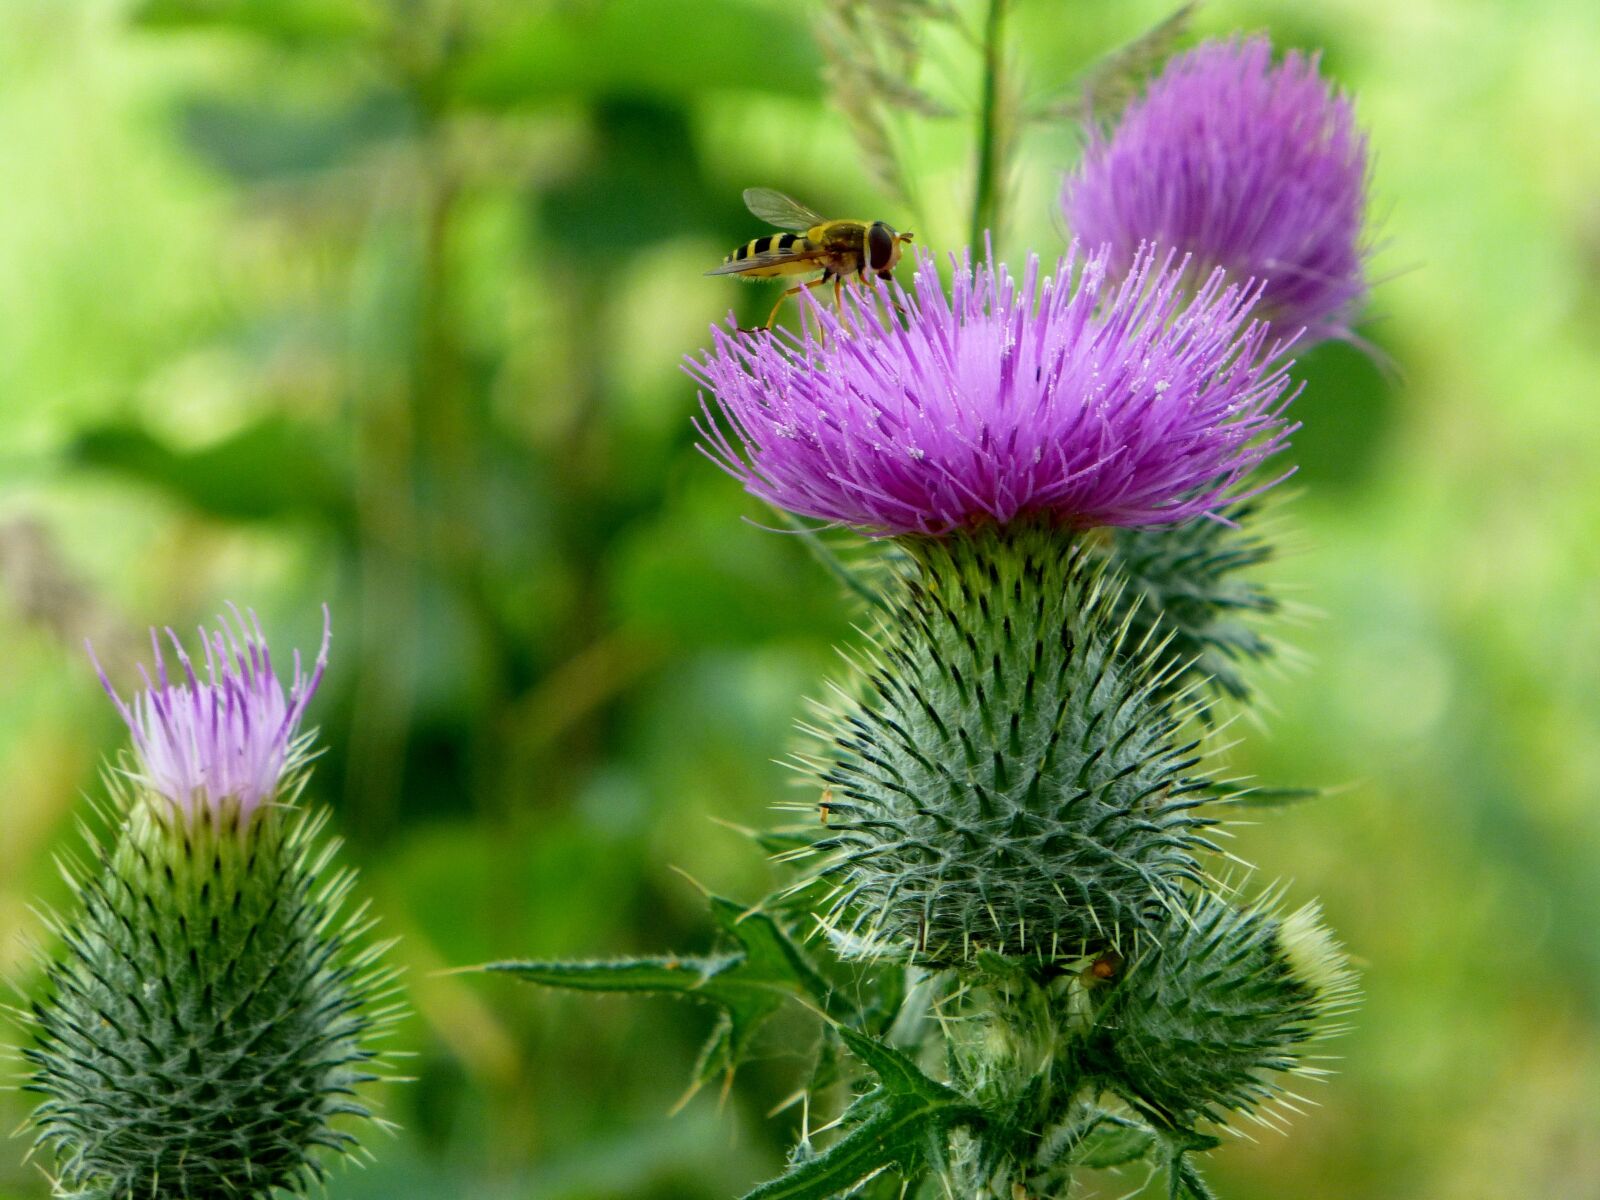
729 232 808 264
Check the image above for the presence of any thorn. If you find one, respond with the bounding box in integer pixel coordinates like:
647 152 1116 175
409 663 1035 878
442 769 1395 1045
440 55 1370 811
667 864 712 897
667 1075 705 1117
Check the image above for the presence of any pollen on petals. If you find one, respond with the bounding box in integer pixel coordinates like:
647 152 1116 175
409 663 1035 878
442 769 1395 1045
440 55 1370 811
688 245 1298 538
1062 35 1370 347
90 605 331 821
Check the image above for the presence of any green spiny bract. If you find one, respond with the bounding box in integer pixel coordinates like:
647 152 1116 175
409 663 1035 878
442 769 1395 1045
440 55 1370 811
1080 890 1356 1134
25 790 396 1200
1100 498 1280 718
803 521 1219 965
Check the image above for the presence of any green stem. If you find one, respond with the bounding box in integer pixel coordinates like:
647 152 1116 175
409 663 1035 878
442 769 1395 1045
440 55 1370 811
970 0 1009 253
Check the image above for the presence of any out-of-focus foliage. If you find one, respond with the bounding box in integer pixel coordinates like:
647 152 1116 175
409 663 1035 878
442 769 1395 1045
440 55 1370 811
1 0 1597 1197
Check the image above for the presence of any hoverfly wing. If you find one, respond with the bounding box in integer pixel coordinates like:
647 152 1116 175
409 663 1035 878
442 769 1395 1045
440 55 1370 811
742 188 825 232
703 246 825 277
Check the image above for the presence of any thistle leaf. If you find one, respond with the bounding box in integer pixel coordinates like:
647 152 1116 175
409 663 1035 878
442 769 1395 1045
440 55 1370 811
1050 1109 1158 1169
740 1028 976 1200
1202 779 1321 809
484 953 742 996
1076 1123 1157 1169
707 895 834 1005
835 1026 952 1103
1169 1153 1220 1200
483 894 833 1086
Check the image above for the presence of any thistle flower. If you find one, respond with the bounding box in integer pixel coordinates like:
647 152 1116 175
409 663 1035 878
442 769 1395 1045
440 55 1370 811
1062 36 1370 347
94 604 329 821
691 247 1295 538
27 607 397 1200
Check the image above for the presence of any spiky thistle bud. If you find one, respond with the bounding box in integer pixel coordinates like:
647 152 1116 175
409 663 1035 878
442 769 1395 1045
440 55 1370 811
1100 496 1283 716
1080 890 1357 1132
24 607 399 1200
800 523 1219 964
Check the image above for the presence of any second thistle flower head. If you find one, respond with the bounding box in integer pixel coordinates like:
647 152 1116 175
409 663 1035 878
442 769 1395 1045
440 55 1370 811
1062 36 1370 347
34 606 397 1199
94 604 330 821
690 247 1295 537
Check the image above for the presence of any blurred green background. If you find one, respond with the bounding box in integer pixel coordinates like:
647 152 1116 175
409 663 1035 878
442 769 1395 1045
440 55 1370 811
2 0 1597 1196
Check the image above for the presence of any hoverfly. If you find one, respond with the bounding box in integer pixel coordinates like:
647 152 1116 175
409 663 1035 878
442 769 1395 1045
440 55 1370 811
706 188 914 331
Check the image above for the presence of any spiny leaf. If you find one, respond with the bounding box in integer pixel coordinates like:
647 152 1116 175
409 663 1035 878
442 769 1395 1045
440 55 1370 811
708 895 835 1008
483 953 740 995
1168 1152 1220 1200
1203 780 1321 809
483 894 833 1087
740 1028 976 1200
834 1027 954 1103
1044 1107 1158 1169
1078 1125 1158 1169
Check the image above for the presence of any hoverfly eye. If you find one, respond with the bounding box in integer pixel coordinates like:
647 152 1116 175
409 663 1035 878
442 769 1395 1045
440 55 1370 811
867 223 896 272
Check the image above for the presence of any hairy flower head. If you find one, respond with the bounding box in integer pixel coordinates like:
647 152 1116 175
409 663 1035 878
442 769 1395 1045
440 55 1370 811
690 247 1295 537
1063 36 1370 346
37 605 397 1200
93 604 330 820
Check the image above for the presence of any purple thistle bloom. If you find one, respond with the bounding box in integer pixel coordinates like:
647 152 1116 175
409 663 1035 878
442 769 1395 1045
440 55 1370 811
689 246 1296 537
91 605 331 821
1062 35 1369 347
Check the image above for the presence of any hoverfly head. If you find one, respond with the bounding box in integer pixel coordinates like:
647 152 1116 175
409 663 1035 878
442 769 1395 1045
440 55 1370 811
868 222 912 280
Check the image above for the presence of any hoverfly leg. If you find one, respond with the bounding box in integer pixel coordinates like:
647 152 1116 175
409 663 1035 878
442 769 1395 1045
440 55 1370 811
763 288 793 331
750 276 830 336
853 272 906 331
799 273 832 343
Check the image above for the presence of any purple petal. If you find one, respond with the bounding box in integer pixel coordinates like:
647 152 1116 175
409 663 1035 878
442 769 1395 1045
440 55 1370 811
90 605 332 821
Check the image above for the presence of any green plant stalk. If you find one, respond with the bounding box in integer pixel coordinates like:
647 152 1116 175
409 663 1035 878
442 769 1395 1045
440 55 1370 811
970 0 1009 252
